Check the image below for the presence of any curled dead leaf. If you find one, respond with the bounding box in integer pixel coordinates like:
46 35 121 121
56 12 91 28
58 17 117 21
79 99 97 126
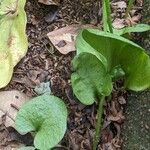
107 110 125 123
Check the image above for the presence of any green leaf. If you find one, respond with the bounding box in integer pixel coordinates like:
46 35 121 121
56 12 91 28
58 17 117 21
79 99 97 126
18 146 35 150
110 65 125 80
15 95 67 150
0 0 28 88
71 52 112 105
113 24 150 35
76 29 150 91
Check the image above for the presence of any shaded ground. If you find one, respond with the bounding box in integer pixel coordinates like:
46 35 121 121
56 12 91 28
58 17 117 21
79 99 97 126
0 0 148 149
122 1 150 149
122 91 150 150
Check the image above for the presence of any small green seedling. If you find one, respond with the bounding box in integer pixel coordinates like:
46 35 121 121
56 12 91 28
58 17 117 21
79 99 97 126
71 0 150 149
15 94 68 150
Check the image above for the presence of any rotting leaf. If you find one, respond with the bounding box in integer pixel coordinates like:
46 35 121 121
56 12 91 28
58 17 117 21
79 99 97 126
15 94 68 150
0 0 28 88
0 90 29 128
47 24 96 54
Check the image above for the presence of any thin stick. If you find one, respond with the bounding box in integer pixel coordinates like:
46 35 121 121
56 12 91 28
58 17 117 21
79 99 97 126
93 96 105 150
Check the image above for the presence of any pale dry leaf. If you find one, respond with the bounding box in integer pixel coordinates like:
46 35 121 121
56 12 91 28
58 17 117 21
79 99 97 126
0 91 29 128
47 24 95 54
112 1 127 10
38 0 60 5
107 111 125 123
0 143 25 150
112 18 125 29
126 14 142 26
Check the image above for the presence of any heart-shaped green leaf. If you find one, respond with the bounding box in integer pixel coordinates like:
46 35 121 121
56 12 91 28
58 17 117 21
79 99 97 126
15 95 67 150
0 0 28 88
76 29 150 91
71 52 112 105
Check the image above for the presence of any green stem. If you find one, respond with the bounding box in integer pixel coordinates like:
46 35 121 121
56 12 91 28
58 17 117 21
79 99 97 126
102 0 107 32
105 0 113 33
125 0 135 18
93 96 105 150
102 0 113 33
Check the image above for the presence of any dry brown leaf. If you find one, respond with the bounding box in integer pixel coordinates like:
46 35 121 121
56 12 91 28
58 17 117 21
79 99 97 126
112 18 125 29
0 91 30 128
38 0 60 5
126 14 142 26
107 111 125 123
47 24 95 54
112 1 127 10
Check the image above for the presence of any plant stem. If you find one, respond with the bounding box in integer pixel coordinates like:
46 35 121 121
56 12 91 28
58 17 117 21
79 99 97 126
102 0 113 33
125 0 135 18
105 0 113 33
102 0 107 32
93 96 105 150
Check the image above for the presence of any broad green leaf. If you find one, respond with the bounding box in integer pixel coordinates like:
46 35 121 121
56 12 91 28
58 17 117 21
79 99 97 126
71 52 112 105
18 146 35 150
113 24 150 35
15 95 67 150
0 0 28 88
76 29 150 91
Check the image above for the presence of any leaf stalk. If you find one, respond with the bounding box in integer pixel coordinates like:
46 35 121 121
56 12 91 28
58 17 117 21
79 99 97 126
93 95 105 150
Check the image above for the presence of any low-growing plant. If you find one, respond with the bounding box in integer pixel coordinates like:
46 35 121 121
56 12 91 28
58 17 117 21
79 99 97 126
15 94 68 150
71 0 150 149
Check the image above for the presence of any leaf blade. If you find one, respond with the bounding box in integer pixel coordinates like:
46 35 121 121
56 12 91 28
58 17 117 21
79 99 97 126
71 52 112 105
15 95 67 150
